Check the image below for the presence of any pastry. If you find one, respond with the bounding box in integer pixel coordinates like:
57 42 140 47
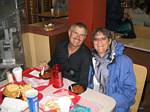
41 99 60 112
2 84 32 100
3 84 20 98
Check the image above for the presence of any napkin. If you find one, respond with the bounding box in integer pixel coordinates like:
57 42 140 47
56 96 72 112
39 96 72 112
29 70 40 77
0 97 28 112
53 88 81 105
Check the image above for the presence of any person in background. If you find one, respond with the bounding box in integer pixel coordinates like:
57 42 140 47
48 22 91 87
106 0 123 31
144 0 150 15
116 10 136 38
53 0 68 14
127 3 150 26
88 28 136 112
106 0 136 38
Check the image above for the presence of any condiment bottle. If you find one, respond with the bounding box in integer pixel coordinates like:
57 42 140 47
6 71 14 83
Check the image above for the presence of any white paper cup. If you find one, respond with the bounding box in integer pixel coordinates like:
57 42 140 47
12 66 23 82
56 96 71 112
25 89 39 112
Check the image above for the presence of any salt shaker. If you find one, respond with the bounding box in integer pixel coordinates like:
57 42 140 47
6 71 14 83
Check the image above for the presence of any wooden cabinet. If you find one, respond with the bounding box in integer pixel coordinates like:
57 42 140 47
22 32 68 68
22 18 68 68
124 47 150 81
22 33 50 68
24 0 52 24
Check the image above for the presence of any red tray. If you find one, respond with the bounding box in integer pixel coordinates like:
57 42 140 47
53 88 81 106
22 68 52 91
23 68 42 79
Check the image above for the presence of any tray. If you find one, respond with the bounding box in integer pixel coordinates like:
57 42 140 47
22 68 52 91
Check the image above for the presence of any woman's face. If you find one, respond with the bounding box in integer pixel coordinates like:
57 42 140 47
93 32 111 57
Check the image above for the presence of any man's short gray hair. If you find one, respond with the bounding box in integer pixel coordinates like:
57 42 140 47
70 22 88 35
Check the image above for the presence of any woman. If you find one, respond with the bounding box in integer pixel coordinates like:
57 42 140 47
88 28 136 112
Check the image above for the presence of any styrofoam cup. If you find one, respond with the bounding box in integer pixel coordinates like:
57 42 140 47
12 66 23 82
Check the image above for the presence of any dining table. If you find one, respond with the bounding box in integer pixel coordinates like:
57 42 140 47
0 69 116 112
41 78 116 112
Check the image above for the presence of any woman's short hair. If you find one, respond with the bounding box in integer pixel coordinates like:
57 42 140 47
91 28 112 41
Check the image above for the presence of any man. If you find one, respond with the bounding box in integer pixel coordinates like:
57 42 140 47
48 23 91 87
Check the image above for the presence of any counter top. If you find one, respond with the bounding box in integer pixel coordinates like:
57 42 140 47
34 11 67 18
22 18 69 36
117 37 150 52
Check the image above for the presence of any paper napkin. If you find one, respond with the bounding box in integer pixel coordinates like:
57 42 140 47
1 97 28 112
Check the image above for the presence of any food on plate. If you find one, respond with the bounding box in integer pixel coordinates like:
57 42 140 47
72 85 84 93
2 83 32 99
3 84 20 98
40 70 51 79
41 99 60 112
69 84 86 95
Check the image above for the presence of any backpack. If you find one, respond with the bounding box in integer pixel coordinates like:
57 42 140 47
116 19 136 38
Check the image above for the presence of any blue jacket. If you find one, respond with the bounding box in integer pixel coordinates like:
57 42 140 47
88 42 136 112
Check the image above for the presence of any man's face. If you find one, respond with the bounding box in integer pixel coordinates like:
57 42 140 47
68 26 86 48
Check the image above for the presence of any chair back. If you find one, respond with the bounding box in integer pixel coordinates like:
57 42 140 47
130 64 147 112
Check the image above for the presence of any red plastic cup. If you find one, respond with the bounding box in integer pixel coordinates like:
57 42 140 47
53 64 61 71
51 64 63 88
